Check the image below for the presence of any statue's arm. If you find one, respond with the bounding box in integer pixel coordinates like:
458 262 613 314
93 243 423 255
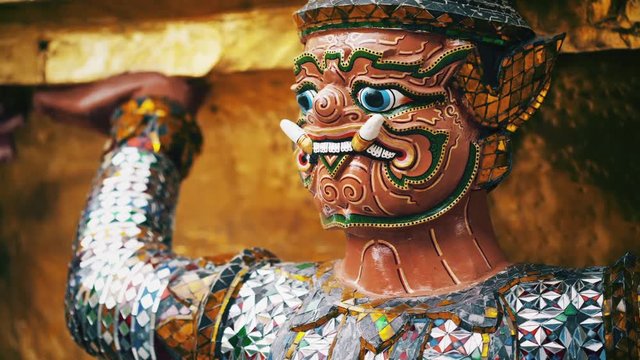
36 74 242 359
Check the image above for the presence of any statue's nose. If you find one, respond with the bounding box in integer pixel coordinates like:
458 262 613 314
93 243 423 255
311 86 347 125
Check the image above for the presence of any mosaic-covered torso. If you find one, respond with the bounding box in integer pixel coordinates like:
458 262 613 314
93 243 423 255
65 123 640 360
218 254 640 360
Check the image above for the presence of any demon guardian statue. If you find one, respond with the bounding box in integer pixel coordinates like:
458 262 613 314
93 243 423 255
41 0 638 359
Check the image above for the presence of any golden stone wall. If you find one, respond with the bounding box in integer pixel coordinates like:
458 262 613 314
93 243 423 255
0 1 639 359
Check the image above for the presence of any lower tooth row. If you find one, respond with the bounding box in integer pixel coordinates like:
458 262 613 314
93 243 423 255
366 144 396 159
381 150 395 159
367 144 383 157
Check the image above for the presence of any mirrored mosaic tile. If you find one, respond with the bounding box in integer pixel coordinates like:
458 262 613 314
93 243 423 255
220 263 315 359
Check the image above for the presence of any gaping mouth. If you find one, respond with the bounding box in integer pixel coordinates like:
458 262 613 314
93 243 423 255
312 139 399 160
281 115 400 163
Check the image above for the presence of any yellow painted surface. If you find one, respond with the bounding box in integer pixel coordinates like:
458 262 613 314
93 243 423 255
0 26 43 84
0 7 303 85
44 22 224 83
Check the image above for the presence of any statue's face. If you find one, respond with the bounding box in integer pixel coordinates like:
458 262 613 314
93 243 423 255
292 29 482 229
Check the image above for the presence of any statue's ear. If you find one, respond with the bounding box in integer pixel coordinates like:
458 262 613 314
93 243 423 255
474 133 512 190
457 34 565 133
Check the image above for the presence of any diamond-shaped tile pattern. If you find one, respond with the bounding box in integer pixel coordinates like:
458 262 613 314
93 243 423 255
273 259 637 360
219 262 315 359
457 34 564 132
603 253 640 359
111 97 202 178
155 264 220 357
387 320 429 359
65 98 281 360
290 315 344 360
475 133 511 189
423 319 485 358
295 0 536 46
503 270 607 359
358 312 407 351
65 139 182 357
458 34 564 189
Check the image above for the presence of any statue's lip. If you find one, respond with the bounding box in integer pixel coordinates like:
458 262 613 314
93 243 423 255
304 124 361 141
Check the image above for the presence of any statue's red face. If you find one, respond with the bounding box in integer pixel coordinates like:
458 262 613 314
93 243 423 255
292 29 483 229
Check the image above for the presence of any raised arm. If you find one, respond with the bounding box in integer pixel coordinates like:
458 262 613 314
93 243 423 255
35 74 275 359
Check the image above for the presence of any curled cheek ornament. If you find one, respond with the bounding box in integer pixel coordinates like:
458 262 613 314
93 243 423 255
280 119 314 154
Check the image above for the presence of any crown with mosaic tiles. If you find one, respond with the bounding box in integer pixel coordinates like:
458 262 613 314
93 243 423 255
294 0 535 46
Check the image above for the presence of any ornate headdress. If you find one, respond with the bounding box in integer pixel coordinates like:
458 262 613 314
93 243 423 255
294 0 565 189
295 0 535 46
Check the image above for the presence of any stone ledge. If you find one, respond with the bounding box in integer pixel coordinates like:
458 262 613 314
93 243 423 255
0 7 303 85
0 1 639 84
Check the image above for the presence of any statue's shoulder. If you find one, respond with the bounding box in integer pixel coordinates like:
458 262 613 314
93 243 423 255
500 261 607 316
603 253 640 357
606 252 639 305
216 250 319 359
499 254 640 359
154 248 317 358
609 252 639 275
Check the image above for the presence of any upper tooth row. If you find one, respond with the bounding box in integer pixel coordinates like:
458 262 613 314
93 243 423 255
313 141 353 154
312 141 396 160
366 144 396 159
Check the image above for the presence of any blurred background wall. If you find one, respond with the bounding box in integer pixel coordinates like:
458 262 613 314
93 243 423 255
0 0 639 359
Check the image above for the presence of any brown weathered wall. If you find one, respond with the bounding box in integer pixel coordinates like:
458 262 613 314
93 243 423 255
494 50 640 266
1 50 639 359
517 0 640 51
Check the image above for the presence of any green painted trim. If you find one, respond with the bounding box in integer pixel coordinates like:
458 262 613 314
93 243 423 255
320 143 479 228
294 47 473 80
350 81 446 117
301 172 313 188
381 127 449 189
294 81 318 94
319 154 349 178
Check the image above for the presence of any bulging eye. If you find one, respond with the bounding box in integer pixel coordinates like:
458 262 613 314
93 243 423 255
296 89 317 114
357 87 409 113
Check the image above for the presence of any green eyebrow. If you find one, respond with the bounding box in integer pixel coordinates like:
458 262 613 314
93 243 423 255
293 45 473 79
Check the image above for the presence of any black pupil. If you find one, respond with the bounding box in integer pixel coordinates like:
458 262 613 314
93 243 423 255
298 93 312 110
364 90 384 108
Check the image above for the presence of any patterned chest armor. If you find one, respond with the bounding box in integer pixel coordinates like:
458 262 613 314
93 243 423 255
223 256 639 360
